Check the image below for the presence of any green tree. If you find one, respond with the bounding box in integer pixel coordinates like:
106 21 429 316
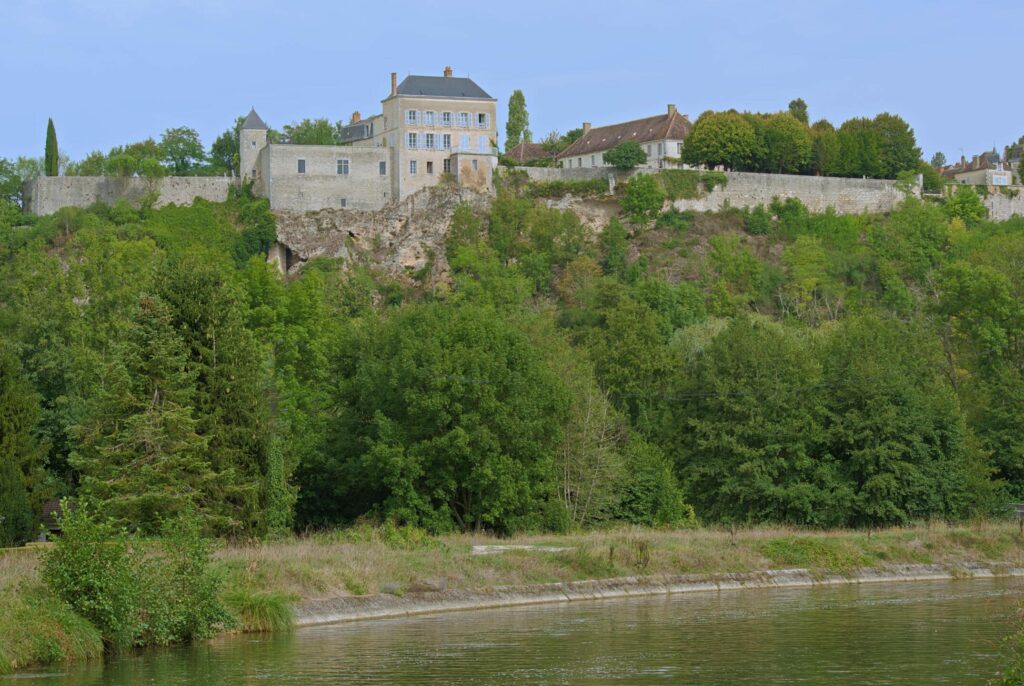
761 113 812 173
209 116 245 175
944 185 987 225
873 113 922 179
681 111 757 170
44 118 59 177
620 174 666 223
835 117 883 178
787 98 809 125
931 151 947 168
505 89 530 151
603 141 647 170
280 118 341 145
809 120 839 175
160 127 206 175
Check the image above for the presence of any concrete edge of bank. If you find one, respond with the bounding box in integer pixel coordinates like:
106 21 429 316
293 562 1024 627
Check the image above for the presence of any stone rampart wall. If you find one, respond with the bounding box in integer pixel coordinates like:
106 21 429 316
23 176 234 215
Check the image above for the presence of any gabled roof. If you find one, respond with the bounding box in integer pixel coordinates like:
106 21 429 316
504 141 553 163
241 108 268 130
557 111 691 159
396 75 493 100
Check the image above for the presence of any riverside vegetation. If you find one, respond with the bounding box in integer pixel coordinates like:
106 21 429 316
1 150 1023 671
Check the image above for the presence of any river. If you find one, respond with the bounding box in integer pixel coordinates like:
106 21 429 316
7 578 1022 685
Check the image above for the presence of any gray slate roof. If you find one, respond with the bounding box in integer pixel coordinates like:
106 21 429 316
396 75 493 100
241 108 268 130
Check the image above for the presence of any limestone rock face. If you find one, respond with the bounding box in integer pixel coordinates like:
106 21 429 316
273 185 490 284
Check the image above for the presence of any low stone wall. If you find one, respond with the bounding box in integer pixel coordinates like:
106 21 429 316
984 189 1024 221
521 167 910 215
23 176 235 215
294 562 1023 626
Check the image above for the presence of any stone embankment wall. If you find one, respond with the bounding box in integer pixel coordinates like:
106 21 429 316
23 176 234 215
522 167 910 215
983 190 1024 221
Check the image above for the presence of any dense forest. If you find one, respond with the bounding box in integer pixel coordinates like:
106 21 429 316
0 173 1020 543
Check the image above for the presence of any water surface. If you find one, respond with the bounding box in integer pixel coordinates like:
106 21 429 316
8 578 1022 685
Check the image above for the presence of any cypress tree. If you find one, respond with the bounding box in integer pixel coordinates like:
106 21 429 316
44 118 59 176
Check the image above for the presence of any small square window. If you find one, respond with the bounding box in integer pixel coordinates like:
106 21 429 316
471 159 478 171
251 140 256 147
409 160 417 175
340 198 347 208
379 161 387 175
426 161 434 175
336 159 349 175
297 159 306 174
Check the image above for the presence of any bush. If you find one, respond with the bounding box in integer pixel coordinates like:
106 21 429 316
41 503 232 650
602 141 647 170
745 205 773 234
621 174 666 224
526 178 607 198
655 207 694 233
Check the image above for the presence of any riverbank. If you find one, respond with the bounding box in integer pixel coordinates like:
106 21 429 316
3 521 1024 673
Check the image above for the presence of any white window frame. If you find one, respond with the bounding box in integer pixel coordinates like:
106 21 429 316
426 160 434 175
590 155 595 166
442 111 453 127
424 111 435 127
458 112 470 128
297 159 306 174
406 110 419 125
443 158 451 174
442 133 452 150
477 113 489 129
406 132 418 149
478 135 488 153
425 133 435 150
336 158 350 175
409 160 417 175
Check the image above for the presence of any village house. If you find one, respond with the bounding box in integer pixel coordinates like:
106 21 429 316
503 141 555 165
241 67 498 212
556 105 691 170
941 149 1015 186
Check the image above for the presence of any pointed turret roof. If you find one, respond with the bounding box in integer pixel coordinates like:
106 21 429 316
241 108 268 130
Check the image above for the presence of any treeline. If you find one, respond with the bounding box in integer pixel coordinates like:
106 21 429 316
682 100 932 183
0 179 1021 541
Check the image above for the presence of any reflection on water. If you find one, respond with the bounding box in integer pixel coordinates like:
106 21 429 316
6 578 1021 685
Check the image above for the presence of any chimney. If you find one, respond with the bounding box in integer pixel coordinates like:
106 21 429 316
582 122 591 134
444 65 453 78
351 111 361 124
391 72 397 97
667 104 677 116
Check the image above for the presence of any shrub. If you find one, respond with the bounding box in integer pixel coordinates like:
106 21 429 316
526 178 607 198
621 174 666 224
702 171 728 192
657 170 702 200
602 141 647 170
655 207 694 233
745 205 773 234
222 590 294 633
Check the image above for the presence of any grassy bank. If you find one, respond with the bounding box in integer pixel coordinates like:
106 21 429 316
3 521 1024 673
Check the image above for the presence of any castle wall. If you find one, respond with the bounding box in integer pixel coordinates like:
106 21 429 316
264 144 391 212
521 168 909 215
23 176 233 215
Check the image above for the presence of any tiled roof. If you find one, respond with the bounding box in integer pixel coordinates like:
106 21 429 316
557 111 691 159
504 142 552 163
241 108 268 130
396 75 493 100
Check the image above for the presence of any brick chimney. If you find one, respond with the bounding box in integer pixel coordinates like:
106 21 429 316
667 104 677 116
351 111 361 124
391 72 397 97
582 122 591 134
444 65 453 78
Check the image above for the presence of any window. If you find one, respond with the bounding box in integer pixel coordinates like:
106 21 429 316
458 112 470 128
443 158 451 174
406 132 418 149
442 111 453 127
251 140 256 148
478 135 488 153
657 143 664 156
336 159 349 175
297 159 306 174
677 142 683 155
646 145 651 155
442 134 451 150
460 134 470 150
426 161 434 175
406 110 419 125
379 161 387 175
424 111 435 127
409 160 417 175
425 133 435 150
577 158 582 167
339 198 347 208
477 113 489 129
251 167 257 178
591 155 595 166
471 159 478 171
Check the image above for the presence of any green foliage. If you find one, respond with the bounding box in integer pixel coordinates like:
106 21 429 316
505 89 530 150
160 127 206 175
787 98 809 125
280 118 343 145
761 113 812 173
0 340 45 546
745 205 773 234
222 590 294 632
944 185 987 225
682 111 757 170
44 119 58 177
621 174 666 223
525 178 607 198
602 141 648 170
810 120 839 176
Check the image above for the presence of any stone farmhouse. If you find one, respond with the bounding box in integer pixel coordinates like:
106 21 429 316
242 66 498 212
557 105 691 170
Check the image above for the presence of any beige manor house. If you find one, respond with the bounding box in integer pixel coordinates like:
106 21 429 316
242 66 498 211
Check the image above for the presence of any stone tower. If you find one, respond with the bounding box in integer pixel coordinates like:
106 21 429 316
239 108 268 184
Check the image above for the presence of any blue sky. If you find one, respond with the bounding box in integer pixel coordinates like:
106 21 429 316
2 0 1019 164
